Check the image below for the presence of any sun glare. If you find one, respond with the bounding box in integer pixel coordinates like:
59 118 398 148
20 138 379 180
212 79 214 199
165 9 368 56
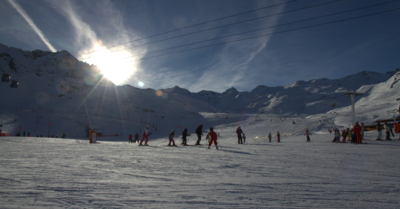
81 43 136 85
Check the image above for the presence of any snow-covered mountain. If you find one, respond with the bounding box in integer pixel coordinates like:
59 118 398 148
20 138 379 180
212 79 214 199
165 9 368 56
0 43 399 139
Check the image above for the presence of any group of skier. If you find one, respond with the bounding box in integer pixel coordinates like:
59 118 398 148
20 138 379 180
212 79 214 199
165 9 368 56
331 122 364 143
130 124 219 149
14 131 66 138
376 122 396 141
128 120 398 148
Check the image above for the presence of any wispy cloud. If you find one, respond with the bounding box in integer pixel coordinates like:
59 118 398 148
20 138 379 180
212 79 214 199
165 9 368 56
7 0 57 52
188 0 285 92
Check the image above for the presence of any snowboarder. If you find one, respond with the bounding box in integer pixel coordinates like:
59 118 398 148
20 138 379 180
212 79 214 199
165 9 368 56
194 125 203 145
353 123 362 144
206 127 218 149
134 132 139 143
182 128 190 146
277 131 280 142
129 133 133 143
168 130 176 146
268 133 272 142
236 126 244 144
305 129 311 142
139 125 151 146
376 122 382 141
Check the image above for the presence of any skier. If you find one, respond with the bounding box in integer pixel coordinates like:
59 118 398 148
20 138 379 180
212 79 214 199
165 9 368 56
305 129 311 142
206 127 218 149
334 129 340 142
243 133 246 143
168 130 177 146
139 125 151 146
376 122 382 141
129 133 133 143
277 131 280 142
268 133 272 142
194 125 203 145
384 122 392 141
236 126 244 144
134 132 139 143
341 130 347 143
353 122 362 144
347 128 351 141
182 128 190 146
351 129 357 143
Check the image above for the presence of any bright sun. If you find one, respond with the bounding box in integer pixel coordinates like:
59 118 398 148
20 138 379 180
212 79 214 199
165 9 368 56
81 43 136 85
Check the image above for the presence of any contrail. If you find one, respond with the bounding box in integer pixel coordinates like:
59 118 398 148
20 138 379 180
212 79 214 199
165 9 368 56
7 0 57 52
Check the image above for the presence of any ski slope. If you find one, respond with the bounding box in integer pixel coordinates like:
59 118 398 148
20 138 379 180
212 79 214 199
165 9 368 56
1 132 400 208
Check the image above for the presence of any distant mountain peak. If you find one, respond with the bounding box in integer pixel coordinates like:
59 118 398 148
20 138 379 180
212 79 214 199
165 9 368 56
222 87 238 94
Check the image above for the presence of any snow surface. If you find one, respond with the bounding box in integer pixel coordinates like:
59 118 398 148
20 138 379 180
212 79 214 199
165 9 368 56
1 132 400 208
1 43 400 208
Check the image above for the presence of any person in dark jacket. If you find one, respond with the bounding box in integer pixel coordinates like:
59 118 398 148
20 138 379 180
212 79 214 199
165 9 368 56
236 126 244 144
134 132 139 143
350 129 357 143
195 125 203 145
182 128 191 146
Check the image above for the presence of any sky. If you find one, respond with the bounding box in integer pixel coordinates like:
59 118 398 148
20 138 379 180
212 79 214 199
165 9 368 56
0 0 399 93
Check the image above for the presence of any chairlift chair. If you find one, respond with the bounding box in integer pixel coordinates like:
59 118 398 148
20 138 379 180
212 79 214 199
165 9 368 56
1 73 10 82
10 80 18 88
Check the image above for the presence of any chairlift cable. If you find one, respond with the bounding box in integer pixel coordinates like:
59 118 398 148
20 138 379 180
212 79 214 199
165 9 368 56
80 0 300 56
127 7 400 62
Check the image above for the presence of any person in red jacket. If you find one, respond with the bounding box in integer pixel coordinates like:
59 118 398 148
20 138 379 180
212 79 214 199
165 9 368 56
128 133 133 143
206 127 218 149
277 131 281 142
353 122 362 144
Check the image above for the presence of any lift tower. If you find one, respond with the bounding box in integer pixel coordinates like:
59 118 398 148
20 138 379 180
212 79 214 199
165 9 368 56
345 91 364 126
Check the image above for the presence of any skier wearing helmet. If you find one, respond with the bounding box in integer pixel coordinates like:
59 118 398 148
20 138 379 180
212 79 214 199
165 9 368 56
139 125 151 146
206 127 218 149
168 130 177 146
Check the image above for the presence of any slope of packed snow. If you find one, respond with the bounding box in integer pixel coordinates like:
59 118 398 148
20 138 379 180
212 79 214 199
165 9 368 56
1 131 400 208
